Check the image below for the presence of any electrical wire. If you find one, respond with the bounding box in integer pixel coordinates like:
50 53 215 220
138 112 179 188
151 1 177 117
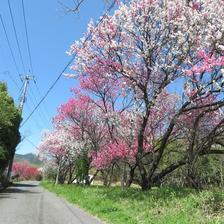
34 82 52 117
8 72 21 90
24 137 38 149
0 14 20 74
20 0 117 127
25 101 45 130
0 71 21 90
21 0 33 73
8 0 26 73
21 0 51 120
21 56 74 127
28 86 50 125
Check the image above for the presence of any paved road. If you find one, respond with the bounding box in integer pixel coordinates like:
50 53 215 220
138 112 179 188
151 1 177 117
0 181 102 224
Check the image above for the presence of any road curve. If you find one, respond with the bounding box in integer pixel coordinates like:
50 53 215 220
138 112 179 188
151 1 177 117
0 181 102 224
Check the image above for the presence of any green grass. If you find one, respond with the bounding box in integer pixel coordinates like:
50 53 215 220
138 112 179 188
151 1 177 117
41 182 224 224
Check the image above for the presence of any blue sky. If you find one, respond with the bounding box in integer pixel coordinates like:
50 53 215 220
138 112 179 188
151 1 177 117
0 0 107 155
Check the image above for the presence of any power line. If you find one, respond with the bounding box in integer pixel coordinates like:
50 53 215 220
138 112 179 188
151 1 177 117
24 137 38 149
21 56 74 127
0 71 20 90
26 138 37 148
9 75 20 90
21 0 33 73
0 14 20 74
28 86 50 125
7 71 21 90
21 0 50 120
34 82 51 117
21 0 48 123
8 0 26 73
20 0 117 127
25 101 45 130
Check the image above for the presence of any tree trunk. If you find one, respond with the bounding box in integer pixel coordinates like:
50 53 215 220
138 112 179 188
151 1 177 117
108 164 114 187
67 169 73 184
126 166 135 187
55 161 61 185
120 164 127 188
141 178 151 191
6 158 14 182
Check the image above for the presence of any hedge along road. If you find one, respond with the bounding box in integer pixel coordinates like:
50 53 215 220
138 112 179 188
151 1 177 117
0 181 102 224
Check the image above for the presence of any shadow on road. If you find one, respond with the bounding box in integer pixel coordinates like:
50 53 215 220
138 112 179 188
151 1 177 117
0 182 40 199
2 187 39 194
12 183 38 188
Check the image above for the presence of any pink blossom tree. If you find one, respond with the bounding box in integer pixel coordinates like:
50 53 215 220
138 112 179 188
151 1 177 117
53 92 109 184
67 0 224 190
38 128 78 184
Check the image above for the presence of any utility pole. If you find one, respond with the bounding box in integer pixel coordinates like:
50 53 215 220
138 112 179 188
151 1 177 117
19 75 35 110
6 74 35 181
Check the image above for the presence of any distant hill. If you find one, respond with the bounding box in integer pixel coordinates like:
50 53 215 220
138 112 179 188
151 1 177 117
14 153 43 167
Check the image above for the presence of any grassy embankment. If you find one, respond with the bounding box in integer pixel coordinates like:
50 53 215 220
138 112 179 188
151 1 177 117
42 182 224 224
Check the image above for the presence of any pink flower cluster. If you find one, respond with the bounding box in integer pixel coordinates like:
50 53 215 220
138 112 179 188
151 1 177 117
12 161 41 180
91 142 137 169
186 50 224 76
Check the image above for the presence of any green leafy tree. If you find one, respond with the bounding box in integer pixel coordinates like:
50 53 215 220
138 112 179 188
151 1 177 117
0 82 21 183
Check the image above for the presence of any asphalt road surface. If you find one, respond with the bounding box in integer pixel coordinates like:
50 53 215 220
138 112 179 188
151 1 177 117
0 181 102 224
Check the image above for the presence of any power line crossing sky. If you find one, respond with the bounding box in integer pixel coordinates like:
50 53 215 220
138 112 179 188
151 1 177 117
0 0 107 154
